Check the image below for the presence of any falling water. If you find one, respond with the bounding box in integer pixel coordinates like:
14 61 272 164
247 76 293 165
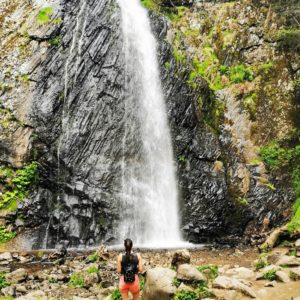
117 0 182 246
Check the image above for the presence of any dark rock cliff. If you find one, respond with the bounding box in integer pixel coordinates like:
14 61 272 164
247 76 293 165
0 0 296 249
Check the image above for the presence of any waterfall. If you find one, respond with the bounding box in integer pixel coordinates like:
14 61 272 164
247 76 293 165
117 0 182 246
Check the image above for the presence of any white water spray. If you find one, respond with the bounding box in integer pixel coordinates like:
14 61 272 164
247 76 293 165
117 0 182 247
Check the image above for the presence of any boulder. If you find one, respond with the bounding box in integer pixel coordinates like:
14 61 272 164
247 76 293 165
84 272 100 287
6 268 28 283
295 239 300 248
275 270 290 283
1 286 15 297
171 249 190 267
225 267 255 280
176 264 206 282
275 255 300 267
213 276 256 298
0 252 12 262
143 267 176 300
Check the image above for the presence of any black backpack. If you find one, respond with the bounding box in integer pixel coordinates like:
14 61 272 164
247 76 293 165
122 253 138 283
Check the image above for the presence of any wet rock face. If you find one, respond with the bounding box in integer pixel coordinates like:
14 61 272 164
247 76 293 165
150 14 234 242
8 0 294 248
21 0 125 248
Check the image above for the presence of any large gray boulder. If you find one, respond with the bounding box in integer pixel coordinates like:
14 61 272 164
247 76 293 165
143 267 176 300
176 264 206 282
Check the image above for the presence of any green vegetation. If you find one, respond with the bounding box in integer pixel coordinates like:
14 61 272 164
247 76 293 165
0 162 39 211
0 226 16 244
276 29 300 53
110 288 122 300
87 252 98 262
262 269 278 281
68 272 85 288
49 36 61 47
228 65 253 84
0 273 10 290
36 7 54 24
259 132 300 233
86 266 98 274
197 265 218 280
174 282 215 299
237 197 249 206
288 248 297 257
255 254 269 270
174 290 197 300
172 277 181 287
139 275 145 290
48 276 58 284
243 92 258 118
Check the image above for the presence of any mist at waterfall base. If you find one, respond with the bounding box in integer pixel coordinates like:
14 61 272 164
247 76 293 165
115 0 188 249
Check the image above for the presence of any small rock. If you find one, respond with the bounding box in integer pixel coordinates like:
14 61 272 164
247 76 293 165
177 264 206 282
0 252 12 261
295 239 300 248
171 249 191 267
1 286 15 296
15 285 27 293
275 255 300 267
264 280 277 287
177 283 194 292
6 268 28 283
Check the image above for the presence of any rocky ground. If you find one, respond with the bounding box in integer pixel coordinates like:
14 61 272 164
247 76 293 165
0 243 298 299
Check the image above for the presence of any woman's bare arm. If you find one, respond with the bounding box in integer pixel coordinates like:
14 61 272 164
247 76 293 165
117 254 122 273
137 253 143 273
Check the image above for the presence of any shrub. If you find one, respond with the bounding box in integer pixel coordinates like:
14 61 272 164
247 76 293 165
36 7 54 24
255 255 269 270
0 273 10 290
262 269 278 281
87 252 98 262
197 265 219 279
48 276 58 284
68 272 84 288
49 36 61 47
0 226 16 244
139 275 145 290
174 290 197 300
172 277 181 287
110 288 121 300
229 65 253 83
87 266 98 274
0 162 39 211
277 29 300 53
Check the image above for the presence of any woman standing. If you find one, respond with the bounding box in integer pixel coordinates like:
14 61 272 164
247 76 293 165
117 239 143 300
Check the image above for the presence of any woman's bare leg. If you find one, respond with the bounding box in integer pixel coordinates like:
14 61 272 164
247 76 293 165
132 292 139 300
121 292 129 300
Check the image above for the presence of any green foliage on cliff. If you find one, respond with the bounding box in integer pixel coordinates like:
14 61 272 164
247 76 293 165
36 7 54 24
276 29 300 53
0 162 38 211
259 131 300 232
0 226 16 244
0 273 10 290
